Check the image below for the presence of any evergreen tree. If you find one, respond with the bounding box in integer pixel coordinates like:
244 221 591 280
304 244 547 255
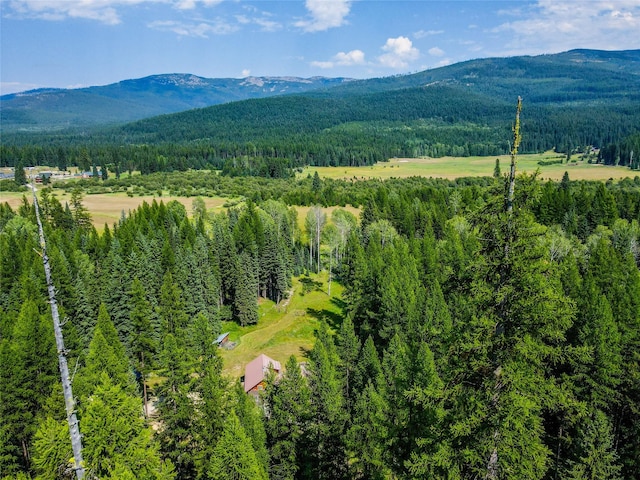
448 176 574 479
493 158 501 178
129 277 156 417
14 159 27 186
234 251 259 326
159 271 189 335
336 316 361 412
265 355 312 480
156 333 197 479
81 373 175 479
347 380 390 479
75 303 135 400
566 410 621 480
233 382 269 476
307 323 349 479
207 411 267 480
0 299 57 473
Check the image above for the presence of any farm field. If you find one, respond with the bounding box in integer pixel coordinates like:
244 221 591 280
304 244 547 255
0 190 229 229
299 152 638 182
219 272 343 379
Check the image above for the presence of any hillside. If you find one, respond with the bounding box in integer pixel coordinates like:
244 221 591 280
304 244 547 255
0 74 352 130
109 49 640 160
2 49 640 171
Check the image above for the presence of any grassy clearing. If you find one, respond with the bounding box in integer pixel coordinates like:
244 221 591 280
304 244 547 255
0 190 229 229
219 272 344 379
299 152 638 182
294 205 361 231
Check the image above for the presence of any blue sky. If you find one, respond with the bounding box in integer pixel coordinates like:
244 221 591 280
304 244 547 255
2 0 640 94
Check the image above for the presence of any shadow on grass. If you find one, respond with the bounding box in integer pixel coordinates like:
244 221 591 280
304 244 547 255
299 345 312 359
330 297 347 311
306 307 343 331
299 276 323 295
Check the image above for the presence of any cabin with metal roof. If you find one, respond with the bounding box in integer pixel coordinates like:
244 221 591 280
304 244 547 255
242 354 281 396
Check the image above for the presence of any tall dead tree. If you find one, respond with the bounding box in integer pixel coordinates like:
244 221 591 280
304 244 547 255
32 185 86 479
486 96 522 480
506 96 523 214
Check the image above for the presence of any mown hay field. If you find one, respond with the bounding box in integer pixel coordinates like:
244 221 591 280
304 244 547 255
299 152 637 182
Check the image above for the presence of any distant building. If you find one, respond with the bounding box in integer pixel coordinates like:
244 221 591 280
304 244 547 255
34 172 53 184
242 354 281 396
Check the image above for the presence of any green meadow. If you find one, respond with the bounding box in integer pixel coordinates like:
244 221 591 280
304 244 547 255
299 152 637 182
219 272 344 379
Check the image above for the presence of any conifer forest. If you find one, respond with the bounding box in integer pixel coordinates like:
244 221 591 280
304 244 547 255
1 98 640 479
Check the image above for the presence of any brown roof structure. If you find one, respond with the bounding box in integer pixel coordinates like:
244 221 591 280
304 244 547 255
243 354 281 393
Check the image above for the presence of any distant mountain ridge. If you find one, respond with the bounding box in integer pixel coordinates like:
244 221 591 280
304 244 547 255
0 75 353 130
2 49 640 133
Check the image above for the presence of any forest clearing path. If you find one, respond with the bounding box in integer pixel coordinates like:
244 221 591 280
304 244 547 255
220 274 344 379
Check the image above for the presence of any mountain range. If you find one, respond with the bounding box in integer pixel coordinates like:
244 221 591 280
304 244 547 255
1 49 640 143
0 75 352 131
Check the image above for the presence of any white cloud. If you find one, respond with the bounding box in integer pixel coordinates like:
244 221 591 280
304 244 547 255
378 36 420 68
6 0 222 25
494 0 640 54
241 69 251 77
148 18 237 37
414 29 444 39
334 49 365 65
310 49 365 69
428 47 445 57
235 12 281 32
175 0 222 10
310 60 336 69
295 0 351 32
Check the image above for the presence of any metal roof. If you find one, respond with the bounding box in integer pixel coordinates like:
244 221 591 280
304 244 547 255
244 354 281 393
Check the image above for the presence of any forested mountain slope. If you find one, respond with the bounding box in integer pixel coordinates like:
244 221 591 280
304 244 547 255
0 75 352 130
2 49 639 178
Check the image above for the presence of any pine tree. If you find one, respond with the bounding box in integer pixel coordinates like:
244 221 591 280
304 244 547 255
156 334 197 479
566 410 621 480
81 373 175 479
234 251 259 326
159 271 189 335
0 299 57 473
207 411 267 480
129 277 156 417
233 382 269 476
75 303 135 400
307 323 349 479
264 356 312 480
347 380 390 479
493 158 501 178
14 158 27 186
336 316 361 412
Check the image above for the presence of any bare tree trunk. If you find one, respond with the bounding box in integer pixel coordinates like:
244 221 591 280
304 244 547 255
506 96 522 214
141 351 149 418
32 185 86 480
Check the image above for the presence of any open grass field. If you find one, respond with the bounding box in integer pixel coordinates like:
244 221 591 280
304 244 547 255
219 272 344 379
299 152 638 182
0 190 229 229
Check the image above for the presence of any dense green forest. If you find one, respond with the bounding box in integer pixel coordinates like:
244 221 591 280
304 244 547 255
1 163 639 478
3 89 640 176
3 50 640 175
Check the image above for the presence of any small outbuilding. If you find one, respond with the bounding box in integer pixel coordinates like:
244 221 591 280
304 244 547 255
214 332 230 347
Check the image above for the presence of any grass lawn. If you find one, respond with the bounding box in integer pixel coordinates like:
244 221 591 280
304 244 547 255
219 272 344 379
298 152 638 182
